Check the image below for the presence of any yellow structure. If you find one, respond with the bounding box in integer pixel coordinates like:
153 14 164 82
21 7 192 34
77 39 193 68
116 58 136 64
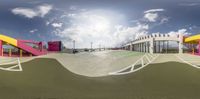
184 34 200 55
0 34 17 46
184 34 200 43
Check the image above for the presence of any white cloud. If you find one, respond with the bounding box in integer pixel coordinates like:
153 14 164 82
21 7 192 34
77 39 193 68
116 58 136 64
11 4 53 18
160 17 169 24
179 3 200 6
144 8 166 23
37 4 53 17
144 9 165 13
29 29 38 33
53 9 149 48
68 13 76 17
51 22 63 28
144 13 158 22
46 21 50 26
12 8 38 18
53 8 169 48
167 29 191 36
70 6 77 10
113 23 149 45
152 29 191 38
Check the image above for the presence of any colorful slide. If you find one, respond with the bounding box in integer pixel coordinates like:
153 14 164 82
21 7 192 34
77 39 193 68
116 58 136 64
0 34 46 56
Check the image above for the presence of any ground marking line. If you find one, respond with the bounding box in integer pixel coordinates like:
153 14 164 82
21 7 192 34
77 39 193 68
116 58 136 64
109 54 159 75
175 55 200 69
145 55 151 63
0 58 22 71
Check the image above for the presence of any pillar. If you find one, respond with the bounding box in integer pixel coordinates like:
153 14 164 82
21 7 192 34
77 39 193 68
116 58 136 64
39 42 43 52
0 40 2 56
2 48 3 56
20 49 23 57
149 38 154 54
179 32 183 54
198 40 200 55
166 41 169 53
143 43 145 52
158 41 160 53
145 42 147 52
130 44 133 51
9 49 12 57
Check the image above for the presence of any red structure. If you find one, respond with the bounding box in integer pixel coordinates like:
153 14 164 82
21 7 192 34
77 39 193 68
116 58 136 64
0 34 47 57
48 41 62 51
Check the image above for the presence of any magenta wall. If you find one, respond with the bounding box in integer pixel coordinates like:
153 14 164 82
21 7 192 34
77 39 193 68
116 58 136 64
48 41 62 51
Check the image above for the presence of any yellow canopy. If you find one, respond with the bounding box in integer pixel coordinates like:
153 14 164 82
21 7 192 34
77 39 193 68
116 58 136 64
184 34 200 44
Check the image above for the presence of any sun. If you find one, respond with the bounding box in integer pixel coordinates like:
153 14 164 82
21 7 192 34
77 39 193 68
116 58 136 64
89 15 110 32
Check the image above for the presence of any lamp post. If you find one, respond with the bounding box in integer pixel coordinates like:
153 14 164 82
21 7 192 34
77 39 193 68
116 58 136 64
91 42 93 52
99 44 101 51
73 40 75 54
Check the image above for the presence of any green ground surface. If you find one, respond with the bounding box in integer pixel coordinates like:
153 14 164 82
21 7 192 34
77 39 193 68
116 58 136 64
0 58 200 99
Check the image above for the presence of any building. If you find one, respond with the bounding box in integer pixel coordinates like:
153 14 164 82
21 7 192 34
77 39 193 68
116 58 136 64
122 33 183 54
48 41 63 51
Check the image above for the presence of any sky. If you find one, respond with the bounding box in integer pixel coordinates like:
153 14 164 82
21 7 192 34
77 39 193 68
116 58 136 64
0 0 200 48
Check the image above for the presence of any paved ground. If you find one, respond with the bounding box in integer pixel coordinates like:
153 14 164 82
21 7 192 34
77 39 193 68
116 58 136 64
41 50 145 77
1 50 200 77
1 58 200 99
176 54 200 66
152 54 182 64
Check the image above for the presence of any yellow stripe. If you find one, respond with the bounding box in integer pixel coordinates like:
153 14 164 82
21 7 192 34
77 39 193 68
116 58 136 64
0 34 17 46
184 34 200 43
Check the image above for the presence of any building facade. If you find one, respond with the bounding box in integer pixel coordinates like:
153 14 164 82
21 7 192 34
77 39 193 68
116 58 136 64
123 33 183 54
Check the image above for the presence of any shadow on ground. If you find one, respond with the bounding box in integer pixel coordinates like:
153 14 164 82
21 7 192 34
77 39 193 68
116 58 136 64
0 58 200 99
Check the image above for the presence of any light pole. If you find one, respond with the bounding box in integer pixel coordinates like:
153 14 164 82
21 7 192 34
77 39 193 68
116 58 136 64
73 40 75 54
73 40 75 49
99 44 101 51
91 42 93 52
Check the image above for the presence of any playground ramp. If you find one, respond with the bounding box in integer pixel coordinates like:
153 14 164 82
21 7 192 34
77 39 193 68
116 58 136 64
0 34 46 56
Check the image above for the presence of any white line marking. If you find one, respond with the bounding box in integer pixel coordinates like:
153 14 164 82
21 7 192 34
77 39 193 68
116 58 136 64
0 58 22 71
175 55 200 69
109 54 159 75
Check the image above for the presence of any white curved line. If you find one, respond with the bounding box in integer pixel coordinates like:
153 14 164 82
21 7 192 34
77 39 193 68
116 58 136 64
109 54 159 75
175 55 200 69
0 58 22 72
0 60 18 65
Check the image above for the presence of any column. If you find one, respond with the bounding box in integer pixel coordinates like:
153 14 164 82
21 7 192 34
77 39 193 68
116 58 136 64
149 38 154 54
199 40 200 55
143 43 145 52
167 41 169 53
158 41 160 53
179 33 183 54
9 49 11 57
130 44 133 51
163 41 164 53
145 42 147 52
20 49 23 57
38 42 42 51
0 40 2 56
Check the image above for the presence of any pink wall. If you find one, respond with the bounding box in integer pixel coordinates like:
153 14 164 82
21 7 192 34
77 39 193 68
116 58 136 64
48 41 62 51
